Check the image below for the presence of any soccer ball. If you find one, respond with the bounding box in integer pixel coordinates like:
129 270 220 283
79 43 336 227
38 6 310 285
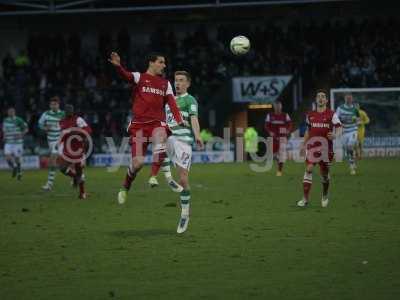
230 35 250 55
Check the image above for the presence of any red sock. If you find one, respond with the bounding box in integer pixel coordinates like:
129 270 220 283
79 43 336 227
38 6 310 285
151 152 166 177
278 162 283 172
123 167 137 191
303 171 312 201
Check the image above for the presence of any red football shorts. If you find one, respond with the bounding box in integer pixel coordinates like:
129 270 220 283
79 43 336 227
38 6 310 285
128 121 168 158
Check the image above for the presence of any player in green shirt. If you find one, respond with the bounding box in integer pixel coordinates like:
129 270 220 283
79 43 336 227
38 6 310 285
2 107 28 180
336 93 360 175
38 96 65 190
167 71 204 233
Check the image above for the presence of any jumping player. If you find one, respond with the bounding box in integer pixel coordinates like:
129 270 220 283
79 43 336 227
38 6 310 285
108 52 183 204
2 107 28 180
297 90 342 208
58 104 92 199
264 101 293 176
38 96 65 190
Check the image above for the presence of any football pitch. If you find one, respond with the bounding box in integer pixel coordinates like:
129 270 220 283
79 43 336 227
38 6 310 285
1 159 399 300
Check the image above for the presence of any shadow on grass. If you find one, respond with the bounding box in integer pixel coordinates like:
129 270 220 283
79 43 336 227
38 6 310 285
109 229 172 238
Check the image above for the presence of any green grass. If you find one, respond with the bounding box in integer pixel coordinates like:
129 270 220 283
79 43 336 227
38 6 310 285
1 159 400 300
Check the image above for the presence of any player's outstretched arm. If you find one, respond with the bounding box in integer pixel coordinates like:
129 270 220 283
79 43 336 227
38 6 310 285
108 52 134 83
191 115 204 150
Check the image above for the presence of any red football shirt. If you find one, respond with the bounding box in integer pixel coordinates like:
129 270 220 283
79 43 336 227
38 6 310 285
265 112 293 137
116 65 182 124
305 109 341 151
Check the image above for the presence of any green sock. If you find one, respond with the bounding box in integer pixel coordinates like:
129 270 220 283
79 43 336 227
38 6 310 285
48 166 56 186
180 190 191 212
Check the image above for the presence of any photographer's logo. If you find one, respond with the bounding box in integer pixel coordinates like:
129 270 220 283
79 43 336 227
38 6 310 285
58 127 93 164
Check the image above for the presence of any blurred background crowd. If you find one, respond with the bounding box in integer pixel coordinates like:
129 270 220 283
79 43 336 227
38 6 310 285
0 2 399 154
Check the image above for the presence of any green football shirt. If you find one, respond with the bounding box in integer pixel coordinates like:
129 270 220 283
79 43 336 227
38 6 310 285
166 93 198 144
38 110 65 143
2 116 28 144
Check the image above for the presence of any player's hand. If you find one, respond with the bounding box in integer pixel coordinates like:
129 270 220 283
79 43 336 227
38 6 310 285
108 52 121 66
327 131 335 140
195 137 204 150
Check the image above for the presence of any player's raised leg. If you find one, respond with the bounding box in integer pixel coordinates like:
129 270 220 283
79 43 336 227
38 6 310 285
118 142 146 204
162 157 183 192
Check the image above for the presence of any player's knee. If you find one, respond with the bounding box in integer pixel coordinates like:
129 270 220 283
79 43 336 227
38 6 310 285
132 158 144 170
180 178 190 190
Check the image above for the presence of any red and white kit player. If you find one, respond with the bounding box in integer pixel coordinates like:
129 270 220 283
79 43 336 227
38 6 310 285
108 52 183 204
265 101 293 176
297 90 342 208
58 104 92 199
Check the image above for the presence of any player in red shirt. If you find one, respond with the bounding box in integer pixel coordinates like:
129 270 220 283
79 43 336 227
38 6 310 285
108 52 183 204
297 90 342 208
264 101 293 176
58 104 92 199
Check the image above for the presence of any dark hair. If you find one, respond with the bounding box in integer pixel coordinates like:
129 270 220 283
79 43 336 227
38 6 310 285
50 96 60 103
146 52 165 65
174 70 191 82
316 89 328 96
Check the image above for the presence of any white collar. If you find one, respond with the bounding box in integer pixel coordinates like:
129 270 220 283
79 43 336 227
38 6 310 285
177 93 188 98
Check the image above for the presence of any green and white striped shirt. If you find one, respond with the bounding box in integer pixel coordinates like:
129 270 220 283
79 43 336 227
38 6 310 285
38 110 65 143
336 104 360 134
166 93 198 144
2 116 28 144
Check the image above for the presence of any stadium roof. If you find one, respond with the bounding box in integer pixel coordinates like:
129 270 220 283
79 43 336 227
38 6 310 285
0 0 353 16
